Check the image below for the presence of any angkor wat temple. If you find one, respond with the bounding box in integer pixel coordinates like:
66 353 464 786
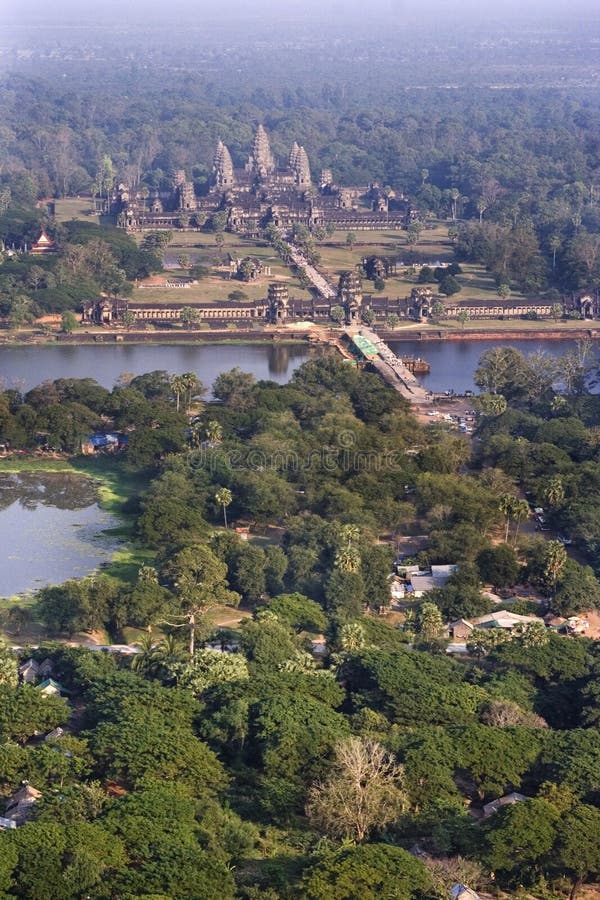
113 125 412 234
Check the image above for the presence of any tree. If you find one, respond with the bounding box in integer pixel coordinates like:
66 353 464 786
386 313 400 329
301 844 432 900
477 544 520 588
431 300 446 322
267 593 327 633
346 232 357 251
162 545 240 655
484 798 560 886
407 222 422 247
177 253 191 269
122 309 136 331
440 275 461 296
60 311 78 333
205 420 223 443
455 309 470 329
170 374 187 413
0 684 68 744
551 302 563 321
306 737 407 842
475 392 507 417
553 560 600 616
544 540 567 599
497 282 511 300
467 628 510 658
215 487 233 528
544 475 565 508
171 649 249 697
334 524 361 573
416 601 444 645
556 804 600 900
0 640 18 687
330 304 345 325
180 306 200 329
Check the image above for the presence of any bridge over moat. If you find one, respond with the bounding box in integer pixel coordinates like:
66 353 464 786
344 326 432 403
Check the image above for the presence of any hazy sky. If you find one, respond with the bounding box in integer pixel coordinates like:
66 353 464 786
5 0 600 27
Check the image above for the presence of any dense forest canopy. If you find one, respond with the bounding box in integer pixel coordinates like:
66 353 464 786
0 352 600 895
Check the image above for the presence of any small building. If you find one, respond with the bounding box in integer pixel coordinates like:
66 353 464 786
4 784 42 825
19 659 39 684
544 613 567 631
482 792 527 819
566 616 590 634
410 564 457 597
470 610 540 631
451 885 481 900
235 527 250 541
449 619 475 641
38 658 54 679
30 230 58 255
389 575 406 601
44 727 65 742
37 678 66 697
310 635 328 657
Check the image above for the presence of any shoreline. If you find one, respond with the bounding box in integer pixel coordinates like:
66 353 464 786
2 322 600 348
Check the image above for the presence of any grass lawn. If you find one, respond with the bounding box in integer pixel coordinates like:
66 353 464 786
53 197 100 225
135 231 313 303
317 225 531 305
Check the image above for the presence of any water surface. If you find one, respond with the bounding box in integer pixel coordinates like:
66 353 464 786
388 338 597 394
0 472 119 597
0 342 311 392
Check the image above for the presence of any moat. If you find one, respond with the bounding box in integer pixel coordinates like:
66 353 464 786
0 337 593 394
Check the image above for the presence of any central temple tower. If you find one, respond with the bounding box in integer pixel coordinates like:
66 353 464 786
246 124 276 179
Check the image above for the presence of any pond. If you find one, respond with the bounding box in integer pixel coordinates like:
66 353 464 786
0 472 120 597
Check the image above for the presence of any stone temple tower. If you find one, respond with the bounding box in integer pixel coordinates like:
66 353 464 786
247 124 276 179
213 140 235 188
338 271 363 324
290 143 311 186
268 283 289 323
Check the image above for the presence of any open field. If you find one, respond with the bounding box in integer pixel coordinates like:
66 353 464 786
317 225 528 304
53 197 100 225
134 231 313 303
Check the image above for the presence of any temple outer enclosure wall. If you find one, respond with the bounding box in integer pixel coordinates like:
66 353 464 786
82 283 559 329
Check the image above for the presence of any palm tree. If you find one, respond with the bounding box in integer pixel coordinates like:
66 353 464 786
545 476 565 508
334 524 361 573
549 235 561 273
334 546 361 573
215 487 233 528
544 540 567 600
181 372 203 413
499 494 517 543
206 420 223 443
512 499 530 545
170 374 186 413
449 188 460 221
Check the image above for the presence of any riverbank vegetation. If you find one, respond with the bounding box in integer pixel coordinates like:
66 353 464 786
0 352 599 895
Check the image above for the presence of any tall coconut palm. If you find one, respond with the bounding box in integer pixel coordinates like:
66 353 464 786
512 499 531 545
544 540 567 599
499 494 517 543
170 374 187 413
215 487 233 529
181 372 203 412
